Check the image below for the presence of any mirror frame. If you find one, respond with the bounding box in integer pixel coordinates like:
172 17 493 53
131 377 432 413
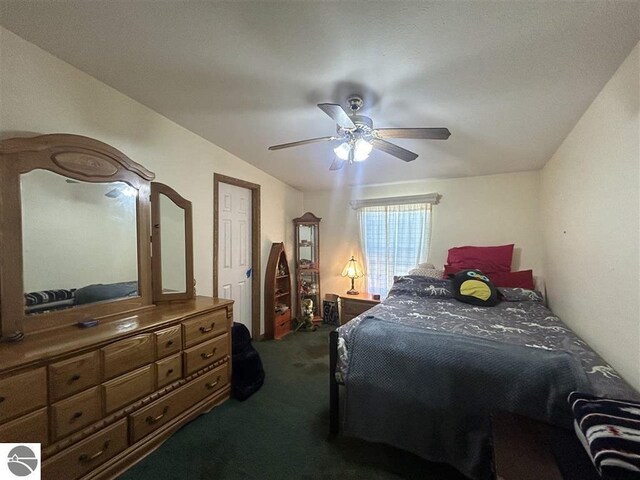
0 134 156 339
151 182 194 302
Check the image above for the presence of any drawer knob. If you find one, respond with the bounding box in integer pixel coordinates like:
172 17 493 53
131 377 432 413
167 369 174 376
201 348 217 360
69 374 81 383
146 405 170 425
0 396 5 404
166 340 174 347
206 377 221 390
71 411 83 421
199 322 215 333
79 441 109 463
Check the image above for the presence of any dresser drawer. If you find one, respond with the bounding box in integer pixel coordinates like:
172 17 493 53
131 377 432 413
342 300 376 316
0 407 48 445
155 325 182 359
49 351 100 402
51 386 101 440
103 364 155 414
182 309 227 348
155 354 182 389
0 368 46 423
43 419 128 480
102 333 154 380
130 362 229 443
183 334 229 376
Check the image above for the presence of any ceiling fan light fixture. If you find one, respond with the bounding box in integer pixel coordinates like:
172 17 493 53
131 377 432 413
334 142 351 160
353 138 373 162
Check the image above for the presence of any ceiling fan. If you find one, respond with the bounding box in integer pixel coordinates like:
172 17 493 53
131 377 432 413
268 95 451 170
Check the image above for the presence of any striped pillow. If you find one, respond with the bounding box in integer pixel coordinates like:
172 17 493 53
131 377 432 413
569 391 640 479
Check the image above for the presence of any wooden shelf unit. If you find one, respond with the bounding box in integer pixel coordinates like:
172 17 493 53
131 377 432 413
264 243 292 340
293 212 322 325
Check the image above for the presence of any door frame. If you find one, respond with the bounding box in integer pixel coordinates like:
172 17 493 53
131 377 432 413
213 173 261 338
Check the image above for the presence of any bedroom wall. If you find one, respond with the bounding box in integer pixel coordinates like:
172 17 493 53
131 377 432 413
541 42 640 391
303 170 542 296
0 27 304 334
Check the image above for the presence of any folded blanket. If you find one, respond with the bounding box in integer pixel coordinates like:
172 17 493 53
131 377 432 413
569 392 640 479
24 289 76 306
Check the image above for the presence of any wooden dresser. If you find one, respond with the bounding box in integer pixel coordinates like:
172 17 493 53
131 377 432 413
0 297 232 480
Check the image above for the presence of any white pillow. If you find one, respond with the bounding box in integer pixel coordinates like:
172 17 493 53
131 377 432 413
416 262 435 269
407 267 444 279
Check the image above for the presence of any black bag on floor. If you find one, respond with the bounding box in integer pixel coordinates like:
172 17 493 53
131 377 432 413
231 322 265 401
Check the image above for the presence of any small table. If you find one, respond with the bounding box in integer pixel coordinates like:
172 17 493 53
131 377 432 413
338 292 380 325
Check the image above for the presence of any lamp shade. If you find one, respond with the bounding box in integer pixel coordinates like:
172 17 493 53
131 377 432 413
341 256 364 279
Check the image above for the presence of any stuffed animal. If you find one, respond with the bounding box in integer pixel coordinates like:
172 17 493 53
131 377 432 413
450 269 499 307
296 298 317 331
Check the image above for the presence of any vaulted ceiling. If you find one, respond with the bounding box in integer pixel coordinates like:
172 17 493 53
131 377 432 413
1 1 638 190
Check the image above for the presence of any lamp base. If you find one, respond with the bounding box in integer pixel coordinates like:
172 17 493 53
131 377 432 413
346 289 359 295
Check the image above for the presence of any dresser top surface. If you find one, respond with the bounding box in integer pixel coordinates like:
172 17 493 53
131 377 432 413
0 296 233 374
339 292 380 304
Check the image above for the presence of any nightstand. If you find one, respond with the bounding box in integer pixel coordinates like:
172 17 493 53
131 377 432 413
338 293 380 325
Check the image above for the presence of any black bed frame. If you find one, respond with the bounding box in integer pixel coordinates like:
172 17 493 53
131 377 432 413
329 330 339 435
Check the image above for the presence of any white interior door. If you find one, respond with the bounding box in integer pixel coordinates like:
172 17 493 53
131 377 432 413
218 182 252 333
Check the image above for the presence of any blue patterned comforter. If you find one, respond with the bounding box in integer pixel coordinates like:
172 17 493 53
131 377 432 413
337 276 637 400
336 276 638 479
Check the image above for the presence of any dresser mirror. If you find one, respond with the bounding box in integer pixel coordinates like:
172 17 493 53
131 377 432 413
151 182 194 302
21 170 139 315
0 134 192 341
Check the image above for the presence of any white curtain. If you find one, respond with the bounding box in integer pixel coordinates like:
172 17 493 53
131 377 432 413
357 203 432 297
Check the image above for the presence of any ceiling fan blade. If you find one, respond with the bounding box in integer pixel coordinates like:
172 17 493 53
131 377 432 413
375 128 451 140
371 138 419 162
317 103 356 129
268 136 337 151
329 157 346 171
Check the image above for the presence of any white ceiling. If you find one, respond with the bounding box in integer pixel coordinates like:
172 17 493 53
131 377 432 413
1 1 638 191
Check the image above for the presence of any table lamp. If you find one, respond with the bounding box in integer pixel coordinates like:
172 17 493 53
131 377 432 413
341 256 364 295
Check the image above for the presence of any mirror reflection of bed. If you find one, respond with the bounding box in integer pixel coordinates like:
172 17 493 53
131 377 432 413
21 169 139 315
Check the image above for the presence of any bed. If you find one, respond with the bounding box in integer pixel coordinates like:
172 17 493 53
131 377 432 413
24 281 138 314
329 275 638 480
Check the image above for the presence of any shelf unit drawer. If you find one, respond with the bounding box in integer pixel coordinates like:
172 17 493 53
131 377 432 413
155 354 182 389
49 351 100 402
274 310 292 340
102 334 154 380
0 407 48 445
129 362 229 443
182 309 227 348
0 368 46 423
154 325 182 359
183 334 229 376
51 386 101 441
43 419 128 480
103 364 155 414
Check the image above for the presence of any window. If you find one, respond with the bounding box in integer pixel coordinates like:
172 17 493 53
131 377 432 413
356 201 432 297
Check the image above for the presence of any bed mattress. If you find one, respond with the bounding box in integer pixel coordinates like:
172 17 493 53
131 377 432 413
336 275 636 401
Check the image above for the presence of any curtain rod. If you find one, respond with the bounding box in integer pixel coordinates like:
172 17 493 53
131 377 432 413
350 193 440 209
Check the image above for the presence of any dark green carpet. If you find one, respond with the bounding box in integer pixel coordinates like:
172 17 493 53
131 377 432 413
118 325 468 480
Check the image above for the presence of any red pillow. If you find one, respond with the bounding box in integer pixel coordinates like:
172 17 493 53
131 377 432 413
443 264 460 277
446 244 514 273
488 270 535 290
